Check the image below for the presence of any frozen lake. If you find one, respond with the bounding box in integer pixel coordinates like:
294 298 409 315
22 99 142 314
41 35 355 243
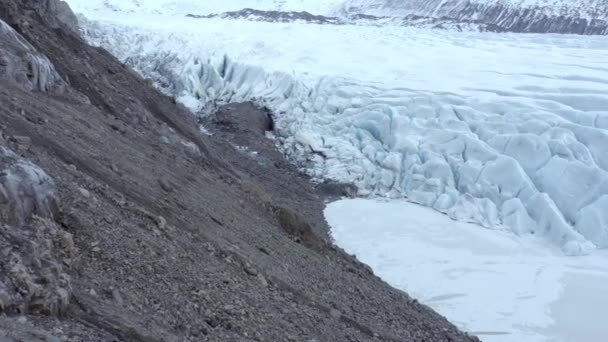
326 198 608 342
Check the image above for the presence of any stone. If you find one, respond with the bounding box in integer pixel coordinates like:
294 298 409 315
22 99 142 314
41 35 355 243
10 136 31 151
156 216 167 230
244 267 258 276
78 187 91 198
110 163 120 174
275 207 322 249
257 275 268 288
240 181 272 205
158 178 173 192
109 121 126 134
329 309 342 320
111 289 124 306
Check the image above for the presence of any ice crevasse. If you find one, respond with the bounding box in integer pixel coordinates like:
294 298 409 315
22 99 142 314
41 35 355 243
80 20 608 256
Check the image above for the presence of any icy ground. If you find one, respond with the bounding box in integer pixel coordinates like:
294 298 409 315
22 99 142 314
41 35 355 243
326 198 608 342
70 6 608 256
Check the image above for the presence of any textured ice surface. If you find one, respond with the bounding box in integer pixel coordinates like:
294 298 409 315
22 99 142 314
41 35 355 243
0 20 64 92
70 4 608 254
326 198 608 342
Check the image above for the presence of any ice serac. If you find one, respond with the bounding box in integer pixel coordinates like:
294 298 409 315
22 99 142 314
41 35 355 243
74 12 608 255
333 0 608 34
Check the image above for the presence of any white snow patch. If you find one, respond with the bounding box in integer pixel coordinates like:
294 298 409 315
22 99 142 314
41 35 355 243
325 198 608 342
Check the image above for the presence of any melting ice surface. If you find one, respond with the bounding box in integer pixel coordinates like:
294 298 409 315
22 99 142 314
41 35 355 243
326 199 608 342
71 10 608 255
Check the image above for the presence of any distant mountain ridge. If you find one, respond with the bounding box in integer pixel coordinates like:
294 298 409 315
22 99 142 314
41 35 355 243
332 0 608 34
66 0 345 16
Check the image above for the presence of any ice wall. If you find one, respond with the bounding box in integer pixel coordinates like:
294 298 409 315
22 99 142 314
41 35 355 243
79 20 608 255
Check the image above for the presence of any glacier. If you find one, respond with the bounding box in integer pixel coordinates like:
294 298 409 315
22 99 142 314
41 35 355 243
68 2 608 256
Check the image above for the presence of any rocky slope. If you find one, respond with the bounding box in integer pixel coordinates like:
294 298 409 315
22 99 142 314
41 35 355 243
0 0 478 341
334 0 608 34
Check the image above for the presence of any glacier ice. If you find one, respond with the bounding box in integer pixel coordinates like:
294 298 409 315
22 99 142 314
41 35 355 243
72 13 608 255
0 20 65 92
326 198 608 342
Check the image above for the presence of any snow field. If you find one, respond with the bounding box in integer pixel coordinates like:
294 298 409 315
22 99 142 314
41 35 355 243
325 198 608 342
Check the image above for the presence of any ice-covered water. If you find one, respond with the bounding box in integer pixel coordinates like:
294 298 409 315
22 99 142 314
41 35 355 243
71 8 608 255
325 198 608 342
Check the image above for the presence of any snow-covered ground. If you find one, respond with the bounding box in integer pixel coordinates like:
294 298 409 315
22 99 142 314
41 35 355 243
326 198 608 342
